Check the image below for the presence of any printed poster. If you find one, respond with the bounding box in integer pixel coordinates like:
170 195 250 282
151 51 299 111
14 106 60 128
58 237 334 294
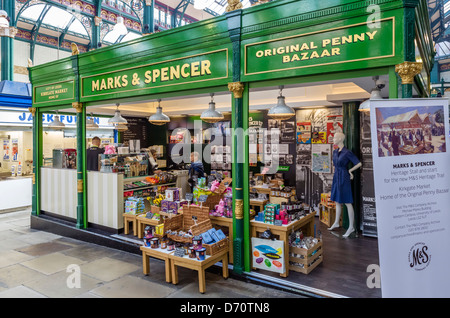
311 144 332 173
297 121 311 144
326 115 343 144
370 98 450 298
11 138 19 162
251 237 285 274
2 139 10 161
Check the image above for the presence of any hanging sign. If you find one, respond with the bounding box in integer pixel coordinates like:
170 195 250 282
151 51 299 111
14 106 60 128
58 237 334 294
80 49 229 99
33 80 75 105
244 18 395 78
370 98 450 298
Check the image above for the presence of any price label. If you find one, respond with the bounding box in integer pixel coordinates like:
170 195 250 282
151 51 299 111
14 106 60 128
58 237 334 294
198 195 208 202
185 193 194 202
174 247 186 257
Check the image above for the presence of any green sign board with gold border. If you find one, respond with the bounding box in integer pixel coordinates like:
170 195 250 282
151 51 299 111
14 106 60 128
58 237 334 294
33 80 75 105
80 49 230 101
243 17 398 81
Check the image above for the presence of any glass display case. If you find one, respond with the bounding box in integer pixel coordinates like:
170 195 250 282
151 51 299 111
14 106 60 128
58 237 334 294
99 153 150 177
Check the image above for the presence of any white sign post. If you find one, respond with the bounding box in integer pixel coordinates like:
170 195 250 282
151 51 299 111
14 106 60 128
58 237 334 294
370 98 450 297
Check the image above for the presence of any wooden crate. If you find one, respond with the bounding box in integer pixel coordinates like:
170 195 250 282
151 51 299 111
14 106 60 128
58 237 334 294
319 204 340 227
289 240 323 274
151 205 161 214
191 219 228 256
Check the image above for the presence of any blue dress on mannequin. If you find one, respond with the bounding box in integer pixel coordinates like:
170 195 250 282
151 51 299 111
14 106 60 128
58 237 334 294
330 147 360 204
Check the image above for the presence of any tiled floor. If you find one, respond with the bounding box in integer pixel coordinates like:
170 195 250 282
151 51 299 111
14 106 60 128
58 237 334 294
0 209 303 298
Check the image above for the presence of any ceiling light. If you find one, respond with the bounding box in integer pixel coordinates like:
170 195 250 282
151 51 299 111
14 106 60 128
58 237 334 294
48 112 65 130
267 86 295 121
201 93 224 123
86 113 99 130
108 104 128 125
149 99 170 126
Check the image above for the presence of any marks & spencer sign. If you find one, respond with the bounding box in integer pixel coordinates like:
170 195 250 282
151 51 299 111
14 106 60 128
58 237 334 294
81 49 229 99
244 18 395 78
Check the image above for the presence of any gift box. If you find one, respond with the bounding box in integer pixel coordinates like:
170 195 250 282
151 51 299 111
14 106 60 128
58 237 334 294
161 200 170 212
165 188 180 202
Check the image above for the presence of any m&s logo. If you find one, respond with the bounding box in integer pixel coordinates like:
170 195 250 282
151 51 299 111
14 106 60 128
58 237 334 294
408 242 431 271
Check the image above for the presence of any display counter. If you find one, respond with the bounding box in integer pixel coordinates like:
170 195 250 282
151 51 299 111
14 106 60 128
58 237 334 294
87 171 180 232
40 167 77 219
0 175 32 211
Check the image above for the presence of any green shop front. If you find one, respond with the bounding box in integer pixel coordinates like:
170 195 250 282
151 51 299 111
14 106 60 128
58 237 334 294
28 0 433 298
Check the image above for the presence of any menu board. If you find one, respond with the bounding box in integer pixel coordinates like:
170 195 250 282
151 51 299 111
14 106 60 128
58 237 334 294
122 117 151 149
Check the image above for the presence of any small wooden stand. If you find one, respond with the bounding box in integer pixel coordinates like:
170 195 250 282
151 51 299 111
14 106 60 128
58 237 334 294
123 213 141 235
169 247 229 294
319 203 341 227
140 245 173 283
136 214 163 238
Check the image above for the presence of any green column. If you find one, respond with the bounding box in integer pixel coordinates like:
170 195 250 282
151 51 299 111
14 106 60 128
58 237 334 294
31 107 42 216
91 0 102 49
143 0 155 34
396 0 421 98
342 101 361 230
1 0 16 81
230 82 246 274
74 103 86 229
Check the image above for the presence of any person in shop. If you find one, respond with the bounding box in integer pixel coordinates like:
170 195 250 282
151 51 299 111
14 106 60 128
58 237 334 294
188 151 204 191
148 149 162 174
86 136 104 171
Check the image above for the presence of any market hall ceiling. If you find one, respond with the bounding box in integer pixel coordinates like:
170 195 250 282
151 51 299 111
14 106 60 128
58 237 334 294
14 0 254 58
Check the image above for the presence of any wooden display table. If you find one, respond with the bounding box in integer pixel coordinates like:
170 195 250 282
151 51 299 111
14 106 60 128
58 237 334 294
250 199 268 212
209 216 234 264
136 214 163 239
168 248 229 294
250 212 316 278
123 213 140 235
140 245 173 283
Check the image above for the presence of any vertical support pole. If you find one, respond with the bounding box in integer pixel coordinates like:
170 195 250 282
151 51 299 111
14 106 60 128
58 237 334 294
73 102 85 229
30 107 40 216
230 82 246 274
342 101 361 231
143 0 155 34
227 8 247 274
396 0 421 98
1 0 17 81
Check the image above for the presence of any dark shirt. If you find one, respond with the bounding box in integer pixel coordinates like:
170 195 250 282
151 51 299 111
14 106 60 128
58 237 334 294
189 161 205 178
86 146 104 171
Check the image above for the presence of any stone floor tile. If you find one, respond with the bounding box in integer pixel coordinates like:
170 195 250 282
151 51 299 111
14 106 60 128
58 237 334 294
0 285 46 298
24 270 103 298
0 264 47 288
0 250 34 269
79 257 140 282
89 275 176 298
16 241 73 257
17 231 62 245
20 252 85 275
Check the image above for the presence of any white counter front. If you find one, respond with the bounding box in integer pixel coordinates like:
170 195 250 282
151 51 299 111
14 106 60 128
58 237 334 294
0 176 32 211
40 167 77 219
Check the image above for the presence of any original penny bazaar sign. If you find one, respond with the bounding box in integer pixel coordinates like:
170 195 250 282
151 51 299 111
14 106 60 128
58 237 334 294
80 49 229 99
244 18 395 78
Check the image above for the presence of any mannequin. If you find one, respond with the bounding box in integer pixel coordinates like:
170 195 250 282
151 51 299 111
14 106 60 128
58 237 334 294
328 132 362 238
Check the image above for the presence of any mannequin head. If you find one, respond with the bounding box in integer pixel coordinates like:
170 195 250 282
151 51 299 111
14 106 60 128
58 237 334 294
333 132 345 146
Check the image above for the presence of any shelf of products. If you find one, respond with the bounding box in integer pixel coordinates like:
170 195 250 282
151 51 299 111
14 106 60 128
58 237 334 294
99 153 150 177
